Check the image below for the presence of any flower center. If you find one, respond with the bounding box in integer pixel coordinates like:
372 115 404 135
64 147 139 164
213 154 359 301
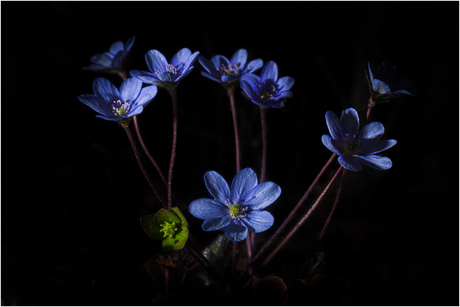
112 100 130 117
154 64 177 75
217 63 240 76
341 134 362 156
257 82 278 101
229 204 247 220
160 221 178 239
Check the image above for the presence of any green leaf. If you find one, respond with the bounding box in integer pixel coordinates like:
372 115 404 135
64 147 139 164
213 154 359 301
162 227 189 252
171 207 188 227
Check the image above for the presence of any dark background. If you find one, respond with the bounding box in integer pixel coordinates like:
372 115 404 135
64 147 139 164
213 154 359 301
2 1 458 305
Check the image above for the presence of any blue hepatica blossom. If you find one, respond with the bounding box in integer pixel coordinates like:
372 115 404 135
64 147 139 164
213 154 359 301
198 49 263 87
240 61 294 108
368 61 414 97
321 108 397 172
130 48 200 89
83 36 135 72
189 168 281 242
78 77 158 124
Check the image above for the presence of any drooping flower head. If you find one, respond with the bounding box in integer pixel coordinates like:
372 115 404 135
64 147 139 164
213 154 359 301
189 168 281 242
321 108 397 172
78 77 158 126
130 48 200 89
83 36 135 73
198 49 263 89
367 61 414 106
240 61 294 108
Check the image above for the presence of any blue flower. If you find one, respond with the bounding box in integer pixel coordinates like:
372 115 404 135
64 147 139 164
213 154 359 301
368 61 414 97
130 48 200 89
83 36 135 72
240 61 294 108
189 168 281 242
321 108 397 172
78 77 158 124
198 49 263 88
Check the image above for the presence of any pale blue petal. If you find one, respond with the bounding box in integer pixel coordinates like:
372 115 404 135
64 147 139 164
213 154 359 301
358 122 384 149
355 155 393 170
204 171 231 206
202 215 232 232
93 78 119 103
224 220 248 242
372 79 391 94
260 61 278 83
230 49 247 68
135 85 158 106
277 76 295 91
119 78 142 102
78 94 111 116
275 90 293 100
241 182 281 210
171 48 192 67
231 168 258 204
145 50 168 74
130 70 159 84
321 135 342 155
189 198 229 219
360 139 397 155
341 108 360 137
201 71 223 83
244 59 263 74
242 211 274 233
109 41 124 54
338 155 363 172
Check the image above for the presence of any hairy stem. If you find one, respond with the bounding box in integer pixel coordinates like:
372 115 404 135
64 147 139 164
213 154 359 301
228 87 241 173
167 88 178 211
260 106 268 183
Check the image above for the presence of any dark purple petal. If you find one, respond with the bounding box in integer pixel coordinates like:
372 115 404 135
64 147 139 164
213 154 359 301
242 211 274 233
224 220 248 242
202 215 232 231
338 155 363 172
204 171 231 206
231 168 258 204
321 135 342 155
189 198 229 219
260 61 278 83
241 182 281 210
325 111 345 141
355 155 393 170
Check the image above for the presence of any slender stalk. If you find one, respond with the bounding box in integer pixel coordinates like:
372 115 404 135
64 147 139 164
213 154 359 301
228 87 241 173
259 106 268 183
123 125 166 208
261 165 343 267
167 88 178 210
318 167 346 241
240 153 336 278
133 115 168 187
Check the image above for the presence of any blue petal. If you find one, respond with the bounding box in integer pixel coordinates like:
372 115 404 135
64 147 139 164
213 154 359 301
201 71 223 83
180 51 200 74
171 48 192 67
135 85 158 107
231 168 258 204
145 50 168 74
244 59 263 74
321 135 342 155
355 155 393 170
338 155 363 172
241 182 281 210
93 78 119 103
394 89 414 96
204 171 231 206
240 76 262 102
109 41 124 54
224 220 248 242
127 105 144 118
242 211 274 233
123 36 135 55
360 139 397 155
130 70 159 84
230 49 247 68
78 94 111 116
358 121 385 149
341 108 360 137
203 215 232 232
198 55 215 74
277 76 295 91
119 78 142 102
325 111 345 141
260 61 278 83
189 198 229 219
111 52 124 69
275 90 293 100
90 53 113 67
368 62 374 83
211 55 230 72
372 79 391 94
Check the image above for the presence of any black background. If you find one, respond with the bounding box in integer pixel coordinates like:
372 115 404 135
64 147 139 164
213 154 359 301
2 1 459 305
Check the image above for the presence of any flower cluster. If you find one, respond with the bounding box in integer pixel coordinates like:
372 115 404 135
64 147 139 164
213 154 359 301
83 36 135 73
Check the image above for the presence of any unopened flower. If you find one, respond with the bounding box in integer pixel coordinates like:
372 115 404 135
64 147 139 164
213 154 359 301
198 49 263 88
189 168 280 242
240 61 294 108
83 36 135 73
130 48 199 89
321 108 397 172
78 77 157 126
